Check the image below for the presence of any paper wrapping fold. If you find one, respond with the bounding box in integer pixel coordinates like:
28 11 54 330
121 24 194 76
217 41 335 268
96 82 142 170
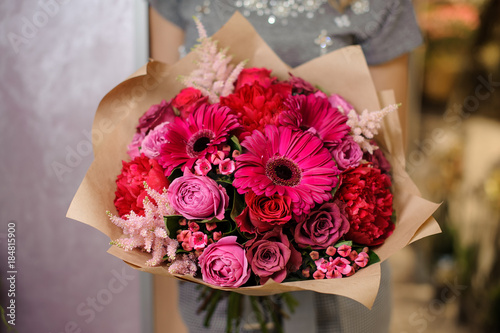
67 12 440 309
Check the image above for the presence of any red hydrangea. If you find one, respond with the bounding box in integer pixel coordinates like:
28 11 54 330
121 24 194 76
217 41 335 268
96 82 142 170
114 155 169 217
336 165 394 246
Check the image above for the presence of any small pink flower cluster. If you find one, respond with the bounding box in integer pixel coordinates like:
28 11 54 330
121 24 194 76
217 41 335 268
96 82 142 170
176 220 222 255
302 245 370 280
193 146 237 176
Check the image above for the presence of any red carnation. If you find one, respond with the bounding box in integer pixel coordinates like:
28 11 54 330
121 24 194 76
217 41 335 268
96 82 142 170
336 165 394 246
114 155 169 217
235 67 276 91
220 82 290 140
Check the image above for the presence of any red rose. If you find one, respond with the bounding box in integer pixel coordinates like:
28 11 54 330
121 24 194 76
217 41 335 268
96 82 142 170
245 228 302 284
235 191 292 234
171 87 209 119
336 165 394 246
137 100 176 134
114 155 169 217
235 67 275 91
220 82 289 140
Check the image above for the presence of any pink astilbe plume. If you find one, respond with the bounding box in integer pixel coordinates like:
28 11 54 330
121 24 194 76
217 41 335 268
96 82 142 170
180 17 246 103
108 184 178 266
168 253 198 276
344 104 398 154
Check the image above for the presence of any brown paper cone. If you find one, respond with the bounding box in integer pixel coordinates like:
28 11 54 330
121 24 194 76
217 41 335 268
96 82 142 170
67 11 440 309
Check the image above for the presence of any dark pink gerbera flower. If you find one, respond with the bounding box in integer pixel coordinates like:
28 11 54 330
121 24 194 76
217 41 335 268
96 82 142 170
159 103 239 175
280 94 350 148
233 125 340 216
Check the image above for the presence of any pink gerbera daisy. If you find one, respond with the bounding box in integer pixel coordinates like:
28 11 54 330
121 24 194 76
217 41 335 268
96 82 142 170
159 103 239 174
280 94 350 148
233 125 340 216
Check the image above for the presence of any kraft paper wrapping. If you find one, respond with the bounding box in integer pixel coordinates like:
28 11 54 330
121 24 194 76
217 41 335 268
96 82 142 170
67 12 440 309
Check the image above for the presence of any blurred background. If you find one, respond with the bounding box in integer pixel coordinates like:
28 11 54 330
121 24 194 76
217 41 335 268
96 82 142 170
0 0 499 332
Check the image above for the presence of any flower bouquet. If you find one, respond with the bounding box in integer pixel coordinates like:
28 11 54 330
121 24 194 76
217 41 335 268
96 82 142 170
67 12 441 332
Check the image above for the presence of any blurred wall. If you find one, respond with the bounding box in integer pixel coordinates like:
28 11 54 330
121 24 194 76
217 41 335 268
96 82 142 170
0 1 146 332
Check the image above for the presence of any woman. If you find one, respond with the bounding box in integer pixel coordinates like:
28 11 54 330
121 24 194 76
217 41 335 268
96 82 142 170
148 1 423 332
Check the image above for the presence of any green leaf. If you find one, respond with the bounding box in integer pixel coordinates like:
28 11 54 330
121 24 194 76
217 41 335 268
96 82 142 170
367 250 381 265
167 167 183 184
334 240 353 248
203 290 223 328
226 292 243 333
228 135 242 152
230 188 245 222
249 296 269 333
164 215 184 237
331 175 341 198
280 293 299 315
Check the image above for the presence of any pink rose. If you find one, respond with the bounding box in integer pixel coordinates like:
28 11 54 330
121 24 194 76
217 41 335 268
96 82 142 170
328 94 354 114
198 236 250 287
294 201 350 249
245 229 302 284
141 122 170 160
331 136 363 170
235 67 276 91
167 171 229 221
127 132 145 159
137 100 176 134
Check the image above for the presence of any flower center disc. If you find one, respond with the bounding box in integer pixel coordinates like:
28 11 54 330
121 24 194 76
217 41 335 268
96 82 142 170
265 156 302 187
187 129 215 158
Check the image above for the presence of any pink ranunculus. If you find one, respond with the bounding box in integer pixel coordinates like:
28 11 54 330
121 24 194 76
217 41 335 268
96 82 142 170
198 236 250 287
141 122 170 160
328 94 355 114
294 201 350 249
167 171 229 221
245 229 301 284
235 67 276 91
137 100 176 134
331 136 363 170
127 132 145 159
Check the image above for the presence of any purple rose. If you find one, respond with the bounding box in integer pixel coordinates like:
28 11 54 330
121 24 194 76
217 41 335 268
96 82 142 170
137 100 176 134
364 147 392 175
328 94 354 114
167 171 229 220
198 236 250 287
141 121 169 159
331 136 363 170
246 229 302 284
294 201 350 249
